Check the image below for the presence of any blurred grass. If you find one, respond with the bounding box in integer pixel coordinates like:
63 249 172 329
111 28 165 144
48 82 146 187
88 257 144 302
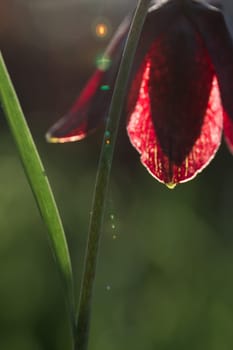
1 124 233 349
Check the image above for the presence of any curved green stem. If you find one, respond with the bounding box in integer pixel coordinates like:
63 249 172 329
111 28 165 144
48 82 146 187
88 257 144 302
0 53 75 332
75 1 150 349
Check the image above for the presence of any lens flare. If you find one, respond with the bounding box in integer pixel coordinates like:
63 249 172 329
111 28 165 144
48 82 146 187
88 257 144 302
100 84 110 91
95 54 112 71
92 17 111 40
95 23 108 38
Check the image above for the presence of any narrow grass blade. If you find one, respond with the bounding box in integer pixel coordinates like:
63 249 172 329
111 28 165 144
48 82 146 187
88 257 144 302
0 52 75 330
75 1 151 349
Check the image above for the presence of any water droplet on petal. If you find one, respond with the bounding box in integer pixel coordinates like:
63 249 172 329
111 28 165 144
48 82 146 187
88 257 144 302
166 181 176 190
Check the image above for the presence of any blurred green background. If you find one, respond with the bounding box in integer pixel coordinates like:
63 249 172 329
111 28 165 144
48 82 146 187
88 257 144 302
1 0 233 349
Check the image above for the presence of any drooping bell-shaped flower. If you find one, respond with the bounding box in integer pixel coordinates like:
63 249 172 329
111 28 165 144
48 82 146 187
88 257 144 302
46 0 233 188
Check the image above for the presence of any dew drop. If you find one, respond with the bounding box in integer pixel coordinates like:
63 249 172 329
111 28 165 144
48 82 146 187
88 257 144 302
105 130 111 145
106 285 111 291
166 182 176 190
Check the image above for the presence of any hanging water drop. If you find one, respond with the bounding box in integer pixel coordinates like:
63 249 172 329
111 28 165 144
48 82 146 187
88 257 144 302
105 130 111 145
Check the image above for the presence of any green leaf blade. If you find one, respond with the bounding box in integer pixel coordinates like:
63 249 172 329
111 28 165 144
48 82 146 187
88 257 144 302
0 52 75 329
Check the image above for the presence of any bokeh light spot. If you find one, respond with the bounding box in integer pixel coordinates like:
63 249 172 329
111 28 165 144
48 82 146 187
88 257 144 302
95 54 111 71
105 130 111 138
100 84 110 91
105 130 111 145
95 23 108 38
92 17 111 40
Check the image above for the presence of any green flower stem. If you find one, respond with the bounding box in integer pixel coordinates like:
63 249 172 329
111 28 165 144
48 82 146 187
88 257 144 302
0 52 75 333
75 1 150 349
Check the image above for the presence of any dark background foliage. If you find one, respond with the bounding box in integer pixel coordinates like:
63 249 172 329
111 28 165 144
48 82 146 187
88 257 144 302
1 0 233 349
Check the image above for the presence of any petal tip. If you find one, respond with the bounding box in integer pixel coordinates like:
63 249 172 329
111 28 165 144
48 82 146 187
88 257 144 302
45 132 63 144
45 132 54 143
45 130 86 144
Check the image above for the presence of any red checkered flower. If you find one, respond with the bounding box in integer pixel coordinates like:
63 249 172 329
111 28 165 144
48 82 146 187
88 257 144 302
46 0 233 188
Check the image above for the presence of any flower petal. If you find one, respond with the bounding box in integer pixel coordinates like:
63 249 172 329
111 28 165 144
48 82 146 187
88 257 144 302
127 0 182 117
205 0 222 9
46 16 131 143
223 112 233 153
46 0 178 143
187 1 233 121
127 14 223 187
